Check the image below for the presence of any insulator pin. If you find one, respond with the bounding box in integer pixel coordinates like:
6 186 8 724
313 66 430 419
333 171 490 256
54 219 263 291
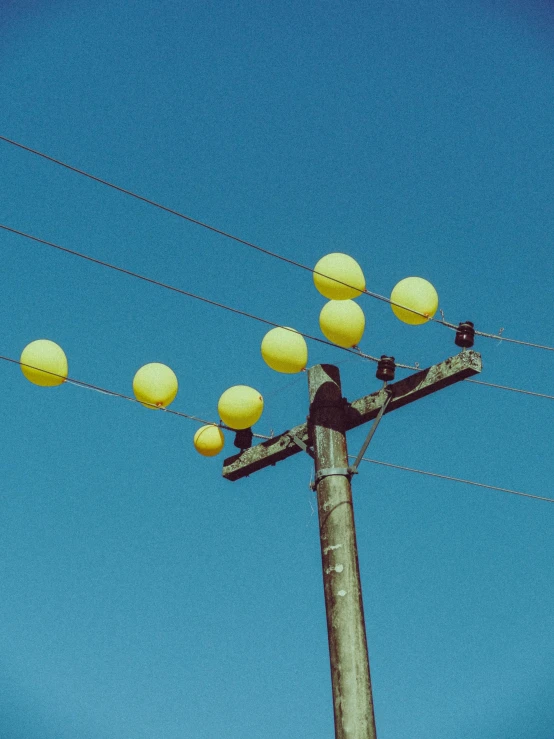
234 428 253 450
376 355 396 382
455 321 475 349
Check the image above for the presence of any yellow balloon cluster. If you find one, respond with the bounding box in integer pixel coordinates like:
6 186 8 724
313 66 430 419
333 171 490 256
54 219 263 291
312 253 367 349
17 264 441 467
390 277 439 325
261 327 307 374
133 363 178 409
218 385 264 430
20 340 68 387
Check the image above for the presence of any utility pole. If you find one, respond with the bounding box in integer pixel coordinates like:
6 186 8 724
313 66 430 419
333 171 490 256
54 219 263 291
309 363 376 737
223 350 482 738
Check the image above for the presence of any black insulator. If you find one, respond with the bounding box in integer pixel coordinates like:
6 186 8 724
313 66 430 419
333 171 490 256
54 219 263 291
455 321 475 349
376 355 396 382
234 428 253 450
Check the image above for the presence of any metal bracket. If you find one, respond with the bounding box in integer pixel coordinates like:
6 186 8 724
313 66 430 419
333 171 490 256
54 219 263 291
349 387 393 474
290 433 314 459
311 466 354 490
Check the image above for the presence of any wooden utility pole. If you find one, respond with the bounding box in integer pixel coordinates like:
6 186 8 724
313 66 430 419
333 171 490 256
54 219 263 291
222 350 482 738
309 363 376 738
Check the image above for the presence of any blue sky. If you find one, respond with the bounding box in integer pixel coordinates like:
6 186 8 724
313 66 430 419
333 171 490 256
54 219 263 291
0 0 553 737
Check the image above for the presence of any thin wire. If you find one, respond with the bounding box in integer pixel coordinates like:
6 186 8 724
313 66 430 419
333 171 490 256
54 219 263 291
5 223 554 404
2 134 553 350
4 224 553 403
0 136 317 272
2 353 271 438
5 359 550 499
351 455 554 503
0 223 379 363
466 378 554 400
473 329 554 351
0 137 444 324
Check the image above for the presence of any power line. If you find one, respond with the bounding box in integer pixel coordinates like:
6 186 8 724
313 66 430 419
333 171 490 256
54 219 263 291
2 134 553 352
466 378 554 400
473 328 554 351
2 223 552 404
2 353 270 438
0 222 380 363
352 456 554 503
5 354 547 503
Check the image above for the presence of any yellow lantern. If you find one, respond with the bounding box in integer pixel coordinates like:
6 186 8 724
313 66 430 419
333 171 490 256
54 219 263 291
218 385 264 430
133 363 178 409
193 425 225 457
20 339 68 387
313 253 365 300
261 327 308 374
319 300 365 347
390 277 439 325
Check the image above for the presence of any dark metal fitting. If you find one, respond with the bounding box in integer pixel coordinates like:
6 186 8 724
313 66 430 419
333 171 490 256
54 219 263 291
455 321 475 349
290 433 314 458
376 356 396 382
233 428 253 450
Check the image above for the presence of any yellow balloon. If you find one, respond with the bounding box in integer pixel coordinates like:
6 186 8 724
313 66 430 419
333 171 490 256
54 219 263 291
20 339 68 387
133 363 178 409
194 425 225 457
261 327 308 374
218 385 264 430
390 277 439 325
313 253 365 300
319 300 365 348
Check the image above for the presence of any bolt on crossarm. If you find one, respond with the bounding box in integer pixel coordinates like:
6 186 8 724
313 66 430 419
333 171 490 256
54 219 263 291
308 364 376 739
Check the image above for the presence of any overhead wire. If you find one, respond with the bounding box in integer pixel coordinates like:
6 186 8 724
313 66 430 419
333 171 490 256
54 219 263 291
2 353 272 438
3 354 547 503
351 456 554 504
0 223 381 362
465 378 554 400
2 223 552 403
1 134 553 352
0 140 550 506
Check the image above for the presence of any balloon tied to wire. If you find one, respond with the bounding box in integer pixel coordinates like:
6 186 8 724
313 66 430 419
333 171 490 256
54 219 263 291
15 255 474 466
310 254 445 351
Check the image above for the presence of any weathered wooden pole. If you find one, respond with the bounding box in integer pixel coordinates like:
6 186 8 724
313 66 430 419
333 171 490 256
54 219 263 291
308 364 376 739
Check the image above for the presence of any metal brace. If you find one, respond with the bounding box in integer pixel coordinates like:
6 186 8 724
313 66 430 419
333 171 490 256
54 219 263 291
290 433 314 459
349 386 394 474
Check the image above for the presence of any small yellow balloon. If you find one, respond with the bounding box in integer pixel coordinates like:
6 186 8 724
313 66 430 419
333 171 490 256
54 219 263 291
319 300 365 348
390 277 439 325
313 253 366 300
20 340 68 387
218 385 264 430
133 363 178 409
261 327 308 374
194 425 225 457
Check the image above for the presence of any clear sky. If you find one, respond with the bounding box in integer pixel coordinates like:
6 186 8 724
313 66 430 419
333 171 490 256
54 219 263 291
0 1 553 737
